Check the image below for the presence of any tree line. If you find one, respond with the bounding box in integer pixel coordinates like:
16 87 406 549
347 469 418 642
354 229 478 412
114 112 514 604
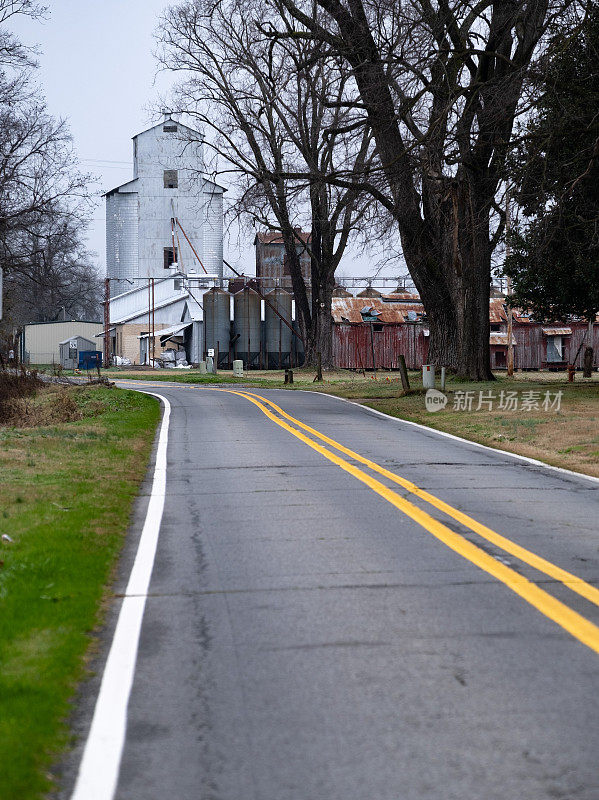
0 1 100 345
158 0 596 378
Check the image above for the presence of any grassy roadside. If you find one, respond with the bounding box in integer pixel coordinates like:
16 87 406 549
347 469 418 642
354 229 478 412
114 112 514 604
0 384 160 800
306 374 599 479
93 366 599 477
38 364 599 477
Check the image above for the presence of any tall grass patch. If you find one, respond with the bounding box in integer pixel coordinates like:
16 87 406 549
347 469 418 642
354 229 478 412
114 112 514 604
0 386 160 799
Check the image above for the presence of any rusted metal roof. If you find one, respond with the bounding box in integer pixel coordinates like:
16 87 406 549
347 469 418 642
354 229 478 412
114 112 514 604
489 299 508 323
332 297 425 323
332 296 560 328
381 292 420 301
490 333 517 346
542 327 572 335
512 310 534 323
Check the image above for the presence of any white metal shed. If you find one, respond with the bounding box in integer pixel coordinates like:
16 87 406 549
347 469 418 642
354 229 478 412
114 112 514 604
58 335 98 369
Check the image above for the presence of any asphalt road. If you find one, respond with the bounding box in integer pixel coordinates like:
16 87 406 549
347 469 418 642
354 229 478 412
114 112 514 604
64 384 599 800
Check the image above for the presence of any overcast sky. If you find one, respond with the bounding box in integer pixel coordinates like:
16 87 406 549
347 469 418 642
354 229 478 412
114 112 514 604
11 0 403 283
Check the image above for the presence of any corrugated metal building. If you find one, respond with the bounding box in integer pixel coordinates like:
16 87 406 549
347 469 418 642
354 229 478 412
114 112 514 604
19 320 103 365
334 323 429 370
255 230 311 290
102 273 210 364
105 113 224 297
331 295 427 368
331 295 599 370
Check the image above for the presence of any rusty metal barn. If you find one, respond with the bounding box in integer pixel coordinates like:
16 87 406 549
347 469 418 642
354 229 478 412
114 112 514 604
331 295 599 371
332 295 429 369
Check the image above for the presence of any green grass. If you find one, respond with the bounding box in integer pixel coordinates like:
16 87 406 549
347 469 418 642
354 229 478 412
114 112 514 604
339 379 599 478
94 366 599 476
0 386 160 800
106 370 248 384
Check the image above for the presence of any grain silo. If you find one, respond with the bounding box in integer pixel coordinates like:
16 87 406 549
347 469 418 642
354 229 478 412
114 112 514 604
292 320 305 367
264 288 293 368
357 286 382 298
203 287 231 366
233 287 261 368
332 285 352 297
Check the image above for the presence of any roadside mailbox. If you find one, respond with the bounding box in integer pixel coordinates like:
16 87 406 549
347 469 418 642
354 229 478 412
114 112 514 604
422 364 435 389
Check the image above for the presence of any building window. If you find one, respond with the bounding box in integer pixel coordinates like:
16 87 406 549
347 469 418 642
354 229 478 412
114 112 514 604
373 324 383 332
164 247 178 269
164 169 178 188
163 123 178 133
546 336 563 362
490 323 501 332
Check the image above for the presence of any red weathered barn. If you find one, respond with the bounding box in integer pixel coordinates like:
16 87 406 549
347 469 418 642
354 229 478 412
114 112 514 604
331 295 599 370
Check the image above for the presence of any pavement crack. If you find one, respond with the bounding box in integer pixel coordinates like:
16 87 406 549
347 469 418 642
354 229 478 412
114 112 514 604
266 640 391 651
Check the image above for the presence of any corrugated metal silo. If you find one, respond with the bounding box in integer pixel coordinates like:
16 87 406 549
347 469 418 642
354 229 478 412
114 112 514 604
204 287 231 366
357 286 382 298
234 288 261 367
292 319 305 367
265 288 293 368
332 285 352 297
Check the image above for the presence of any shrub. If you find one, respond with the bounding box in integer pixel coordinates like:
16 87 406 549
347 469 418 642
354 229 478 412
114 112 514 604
0 367 42 424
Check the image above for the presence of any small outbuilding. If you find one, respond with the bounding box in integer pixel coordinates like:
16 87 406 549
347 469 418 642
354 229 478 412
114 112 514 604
18 320 103 364
59 336 98 369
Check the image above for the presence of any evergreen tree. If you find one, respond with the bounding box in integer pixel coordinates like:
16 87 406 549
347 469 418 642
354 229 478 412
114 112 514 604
506 8 599 324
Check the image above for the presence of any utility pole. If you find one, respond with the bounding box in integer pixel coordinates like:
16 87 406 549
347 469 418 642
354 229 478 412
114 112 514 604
506 188 514 377
148 278 151 367
151 277 156 366
170 217 178 269
583 317 594 378
103 278 110 368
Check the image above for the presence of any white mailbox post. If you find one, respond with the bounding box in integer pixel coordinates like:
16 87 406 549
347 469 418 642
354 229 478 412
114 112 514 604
422 364 435 389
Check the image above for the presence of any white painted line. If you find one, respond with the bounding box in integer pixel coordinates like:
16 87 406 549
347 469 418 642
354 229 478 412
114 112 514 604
310 390 599 486
71 392 171 800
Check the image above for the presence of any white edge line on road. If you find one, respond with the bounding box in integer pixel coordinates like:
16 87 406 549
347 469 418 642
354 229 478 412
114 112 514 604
70 392 170 800
308 390 599 487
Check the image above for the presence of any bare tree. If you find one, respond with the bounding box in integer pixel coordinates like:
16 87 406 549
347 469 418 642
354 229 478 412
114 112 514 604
0 1 46 68
0 0 86 237
0 0 96 332
158 0 373 365
0 101 90 237
265 0 578 378
3 209 101 324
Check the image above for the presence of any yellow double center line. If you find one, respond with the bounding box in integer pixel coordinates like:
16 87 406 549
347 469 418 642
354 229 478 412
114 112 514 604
212 388 599 655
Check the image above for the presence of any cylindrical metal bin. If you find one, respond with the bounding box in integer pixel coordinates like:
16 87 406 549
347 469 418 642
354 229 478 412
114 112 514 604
233 288 261 368
292 319 305 367
264 288 293 368
204 288 231 367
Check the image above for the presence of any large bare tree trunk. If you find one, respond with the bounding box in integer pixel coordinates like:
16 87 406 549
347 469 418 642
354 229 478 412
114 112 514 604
307 271 335 368
404 178 493 378
413 267 492 379
303 187 336 368
276 0 551 380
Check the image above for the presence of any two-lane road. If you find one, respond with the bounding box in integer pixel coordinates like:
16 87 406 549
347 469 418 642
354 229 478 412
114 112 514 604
64 384 599 800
